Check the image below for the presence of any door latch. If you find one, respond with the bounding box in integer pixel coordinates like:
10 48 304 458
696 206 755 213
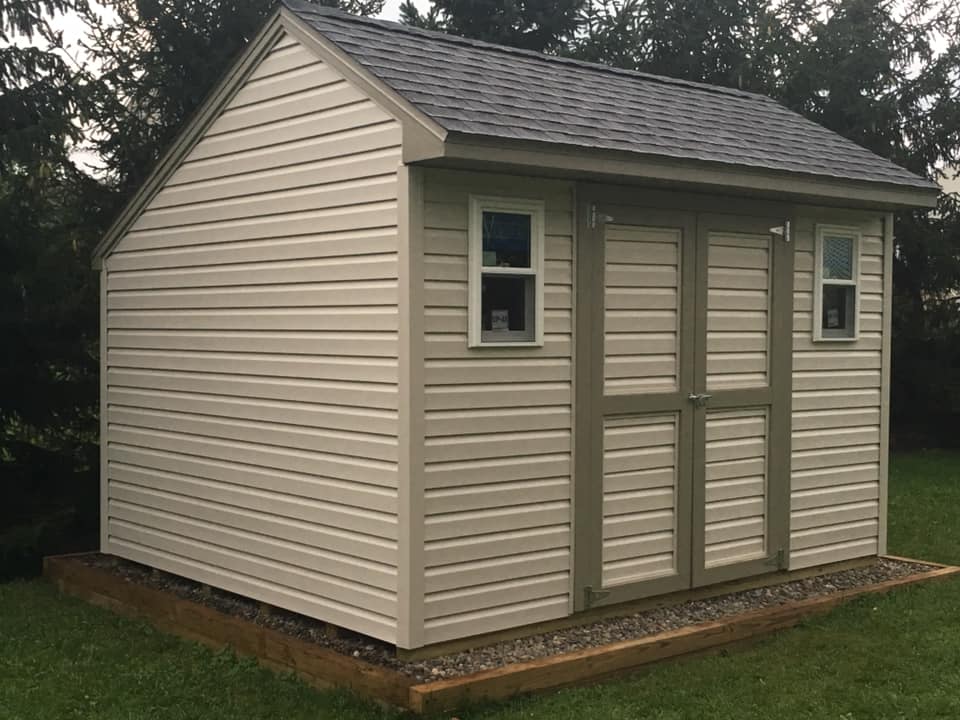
688 393 713 408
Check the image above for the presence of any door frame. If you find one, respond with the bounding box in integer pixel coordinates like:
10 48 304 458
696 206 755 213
573 183 795 612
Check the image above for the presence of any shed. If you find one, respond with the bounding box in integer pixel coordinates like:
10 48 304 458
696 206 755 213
92 1 940 651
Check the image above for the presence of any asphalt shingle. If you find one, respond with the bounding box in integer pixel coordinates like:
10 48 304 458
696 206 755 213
284 0 935 191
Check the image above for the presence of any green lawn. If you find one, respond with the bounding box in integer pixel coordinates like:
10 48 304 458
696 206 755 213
3 451 960 720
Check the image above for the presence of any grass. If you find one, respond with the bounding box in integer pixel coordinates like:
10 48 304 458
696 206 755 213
2 451 960 720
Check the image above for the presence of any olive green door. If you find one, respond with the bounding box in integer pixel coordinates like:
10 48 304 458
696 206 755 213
574 198 792 611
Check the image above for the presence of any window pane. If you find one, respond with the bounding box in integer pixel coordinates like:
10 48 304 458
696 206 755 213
822 285 855 336
823 235 853 280
481 274 533 338
482 211 531 268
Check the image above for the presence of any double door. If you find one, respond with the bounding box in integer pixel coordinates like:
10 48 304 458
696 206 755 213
574 193 793 609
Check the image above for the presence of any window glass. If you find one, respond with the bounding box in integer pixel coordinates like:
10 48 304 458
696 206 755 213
822 285 855 335
481 275 532 335
482 211 531 268
822 235 853 280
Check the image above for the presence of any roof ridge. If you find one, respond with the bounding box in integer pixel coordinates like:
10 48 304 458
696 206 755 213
282 0 773 103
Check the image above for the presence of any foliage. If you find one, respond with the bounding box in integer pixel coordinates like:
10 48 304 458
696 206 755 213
2 451 960 718
400 0 583 52
406 0 960 446
0 0 385 580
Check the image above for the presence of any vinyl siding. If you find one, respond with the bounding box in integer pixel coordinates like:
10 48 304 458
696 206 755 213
102 32 404 643
420 169 574 646
789 212 885 569
602 414 679 585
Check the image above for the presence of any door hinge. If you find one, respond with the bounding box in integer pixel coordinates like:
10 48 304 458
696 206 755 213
589 204 614 229
765 547 786 570
769 219 791 243
584 585 611 608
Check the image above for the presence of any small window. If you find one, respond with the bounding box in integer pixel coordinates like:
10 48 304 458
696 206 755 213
469 197 545 346
814 225 860 341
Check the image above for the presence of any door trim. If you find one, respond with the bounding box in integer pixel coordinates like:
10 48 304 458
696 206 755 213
689 213 794 586
573 186 795 609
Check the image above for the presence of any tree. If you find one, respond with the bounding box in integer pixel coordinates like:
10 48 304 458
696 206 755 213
401 0 583 53
1 0 103 577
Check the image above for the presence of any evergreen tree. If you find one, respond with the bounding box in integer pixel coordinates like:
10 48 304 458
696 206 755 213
400 0 583 53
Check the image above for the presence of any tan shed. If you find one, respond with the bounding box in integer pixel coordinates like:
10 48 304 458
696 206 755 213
92 1 940 650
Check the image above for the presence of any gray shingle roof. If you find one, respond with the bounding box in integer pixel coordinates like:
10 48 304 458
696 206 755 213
284 0 936 191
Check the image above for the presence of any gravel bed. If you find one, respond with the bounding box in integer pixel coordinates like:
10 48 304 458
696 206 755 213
78 554 934 683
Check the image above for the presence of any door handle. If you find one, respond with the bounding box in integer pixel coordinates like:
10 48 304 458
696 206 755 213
688 393 713 408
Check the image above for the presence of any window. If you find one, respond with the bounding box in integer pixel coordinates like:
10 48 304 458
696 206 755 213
469 196 545 346
814 225 860 341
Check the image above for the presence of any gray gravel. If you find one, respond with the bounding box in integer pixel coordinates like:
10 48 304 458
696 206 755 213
79 554 933 683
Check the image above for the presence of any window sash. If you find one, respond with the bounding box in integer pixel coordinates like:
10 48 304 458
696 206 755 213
468 195 546 347
813 224 861 342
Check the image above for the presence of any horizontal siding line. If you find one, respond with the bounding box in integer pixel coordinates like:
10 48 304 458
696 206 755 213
109 456 397 512
107 516 398 607
424 429 570 447
203 90 367 141
234 57 322 92
793 389 880 400
424 381 570 394
138 172 399 228
110 228 398 261
107 445 399 503
603 551 673 571
107 422 398 472
108 328 399 341
422 594 569 632
424 500 568 524
603 508 674 524
792 444 880 459
106 385 398 420
185 99 389 164
790 519 878 540
424 571 568 603
425 405 570 420
107 536 397 629
123 200 398 243
604 530 673 547
108 348 398 368
109 252 399 280
792 462 879 479
108 403 398 442
792 408 879 420
424 547 569 577
424 524 568 554
424 476 568 499
790 537 877 559
167 119 400 184
109 496 397 580
791 499 878 520
220 70 342 114
108 280 399 297
153 149 400 212
106 367 397 389
424 452 569 474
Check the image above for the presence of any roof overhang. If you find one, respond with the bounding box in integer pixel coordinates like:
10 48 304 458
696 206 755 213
405 132 941 211
93 7 939 267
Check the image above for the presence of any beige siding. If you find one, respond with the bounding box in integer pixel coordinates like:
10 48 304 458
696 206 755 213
706 231 771 391
420 169 573 645
789 212 885 569
602 414 679 585
604 225 681 393
102 33 404 643
705 409 768 567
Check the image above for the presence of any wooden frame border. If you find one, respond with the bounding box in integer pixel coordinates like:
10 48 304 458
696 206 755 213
409 558 960 713
45 553 957 713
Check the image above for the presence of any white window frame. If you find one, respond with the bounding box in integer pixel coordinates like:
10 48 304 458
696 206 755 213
468 195 546 347
813 224 861 342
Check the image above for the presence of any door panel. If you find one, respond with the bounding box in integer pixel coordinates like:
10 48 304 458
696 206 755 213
603 224 682 394
706 230 772 391
703 408 768 569
601 413 679 587
575 195 792 610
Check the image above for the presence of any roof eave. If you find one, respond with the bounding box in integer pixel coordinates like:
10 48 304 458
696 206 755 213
418 132 940 210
